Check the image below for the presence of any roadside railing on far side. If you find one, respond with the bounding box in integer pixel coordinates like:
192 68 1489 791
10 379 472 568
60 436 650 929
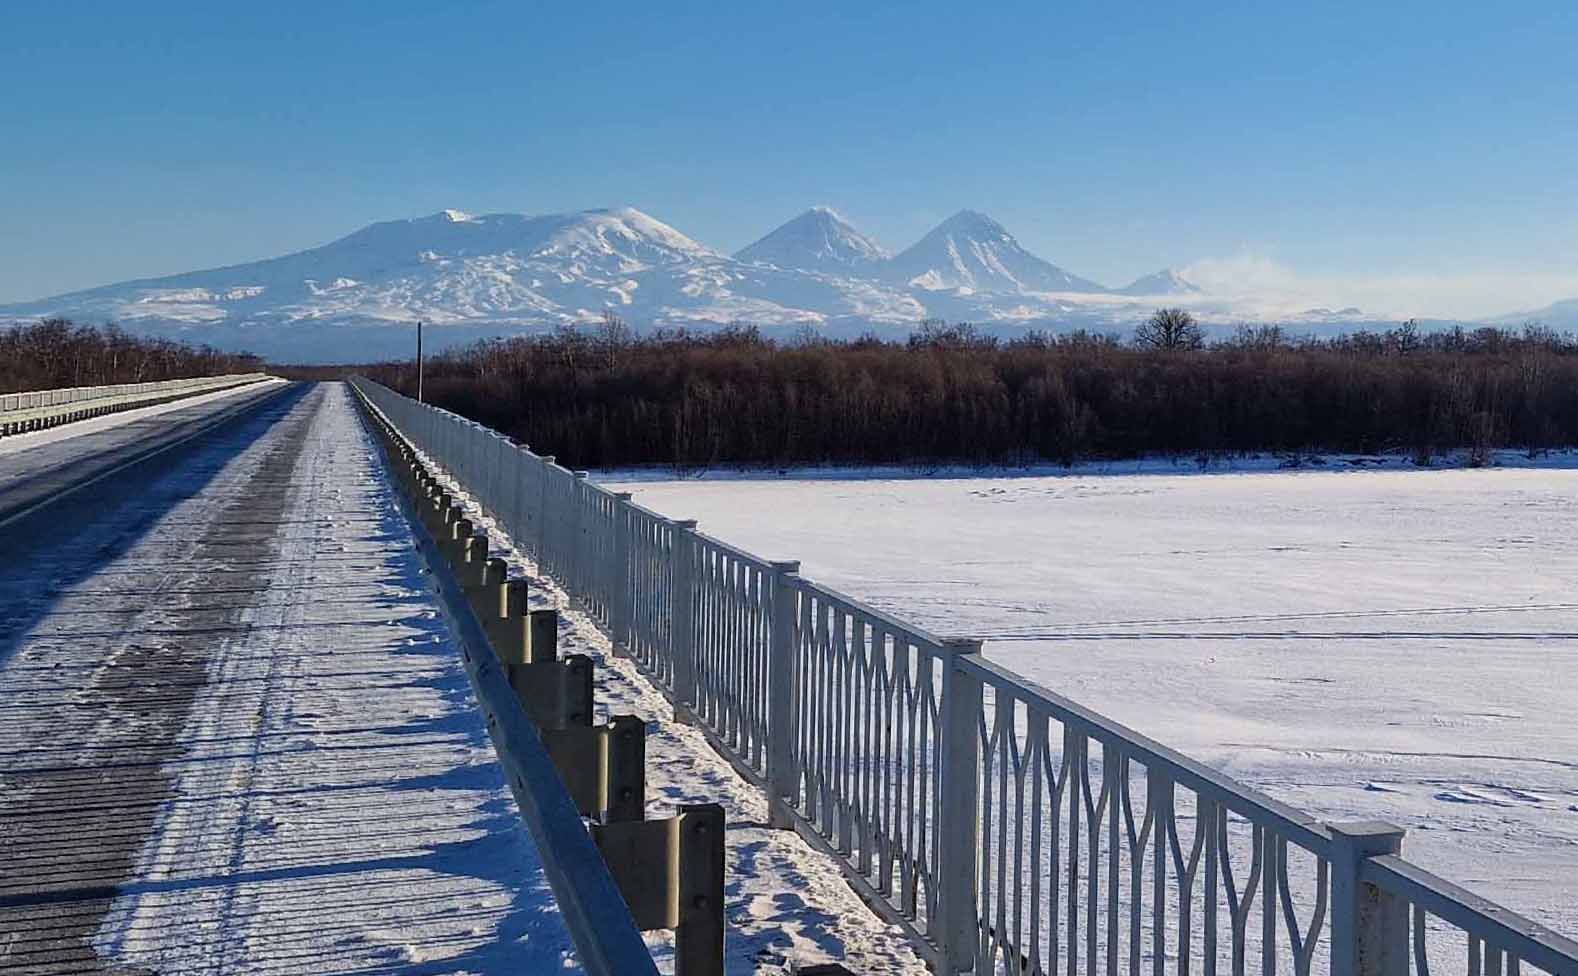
0 373 273 437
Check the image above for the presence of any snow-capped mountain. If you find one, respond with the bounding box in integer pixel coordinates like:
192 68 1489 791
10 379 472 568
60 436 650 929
1115 268 1200 297
884 210 1107 294
0 207 932 359
11 207 725 328
736 207 889 275
0 204 1407 361
1491 297 1578 330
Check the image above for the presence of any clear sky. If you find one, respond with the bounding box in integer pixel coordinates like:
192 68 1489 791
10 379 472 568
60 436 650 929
4 1 1577 316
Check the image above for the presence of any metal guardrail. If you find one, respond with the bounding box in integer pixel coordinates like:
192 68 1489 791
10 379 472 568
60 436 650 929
352 385 733 975
350 376 1578 976
0 373 272 436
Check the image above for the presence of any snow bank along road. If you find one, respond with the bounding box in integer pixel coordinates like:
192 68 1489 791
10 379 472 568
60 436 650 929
0 382 924 974
610 469 1578 939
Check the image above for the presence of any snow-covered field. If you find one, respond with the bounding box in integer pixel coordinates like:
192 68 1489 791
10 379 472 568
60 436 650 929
605 465 1578 937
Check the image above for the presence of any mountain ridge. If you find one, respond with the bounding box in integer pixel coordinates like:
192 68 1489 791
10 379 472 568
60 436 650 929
1114 268 1201 297
735 206 889 274
884 210 1108 294
0 204 1452 362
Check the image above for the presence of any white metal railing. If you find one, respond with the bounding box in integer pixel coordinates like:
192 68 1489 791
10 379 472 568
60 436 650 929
349 377 1578 976
353 388 658 976
0 372 273 434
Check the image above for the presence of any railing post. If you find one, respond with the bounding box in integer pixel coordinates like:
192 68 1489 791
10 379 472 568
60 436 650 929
538 457 555 573
1330 821 1408 976
509 443 527 548
571 471 590 600
669 520 699 722
766 560 801 829
491 433 506 520
610 492 634 652
935 638 984 973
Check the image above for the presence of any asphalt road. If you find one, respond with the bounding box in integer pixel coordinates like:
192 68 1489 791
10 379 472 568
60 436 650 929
0 380 296 532
0 383 575 974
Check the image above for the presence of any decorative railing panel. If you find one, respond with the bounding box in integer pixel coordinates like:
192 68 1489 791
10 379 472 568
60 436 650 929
788 579 948 936
692 535 774 776
349 377 1578 976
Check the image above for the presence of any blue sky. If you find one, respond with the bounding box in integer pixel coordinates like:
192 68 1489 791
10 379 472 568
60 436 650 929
3 1 1577 315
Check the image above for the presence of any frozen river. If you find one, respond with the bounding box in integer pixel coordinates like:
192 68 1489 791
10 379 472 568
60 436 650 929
606 465 1578 936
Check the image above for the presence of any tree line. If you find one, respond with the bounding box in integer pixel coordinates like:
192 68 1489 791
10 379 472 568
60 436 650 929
364 311 1578 470
0 319 262 394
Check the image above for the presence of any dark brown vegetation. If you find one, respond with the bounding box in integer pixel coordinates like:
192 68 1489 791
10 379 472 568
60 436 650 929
364 310 1578 471
0 319 261 394
267 364 359 381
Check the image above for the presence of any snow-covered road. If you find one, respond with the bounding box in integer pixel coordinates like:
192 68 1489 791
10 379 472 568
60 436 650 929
0 384 579 973
0 376 289 526
607 467 1578 938
0 383 931 975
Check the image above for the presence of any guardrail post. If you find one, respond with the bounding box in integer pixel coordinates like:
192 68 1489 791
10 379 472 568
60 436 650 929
610 492 634 654
591 803 726 976
675 803 726 976
528 608 559 664
669 520 699 722
935 638 985 973
460 534 490 589
473 557 508 616
486 580 532 664
766 560 801 829
510 653 593 728
1330 821 1408 976
603 714 646 823
445 518 474 565
541 714 646 823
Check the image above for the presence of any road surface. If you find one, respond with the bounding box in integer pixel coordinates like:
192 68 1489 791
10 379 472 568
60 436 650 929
0 382 926 974
0 383 579 973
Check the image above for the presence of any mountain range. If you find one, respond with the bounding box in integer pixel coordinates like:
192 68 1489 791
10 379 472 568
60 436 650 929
1 205 1566 361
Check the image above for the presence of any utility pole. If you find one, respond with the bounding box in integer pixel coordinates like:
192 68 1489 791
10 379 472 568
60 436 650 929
416 319 424 403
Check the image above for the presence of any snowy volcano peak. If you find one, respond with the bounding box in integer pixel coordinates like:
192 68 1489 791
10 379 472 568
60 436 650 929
936 208 1012 239
1115 268 1201 297
532 207 720 264
886 210 1107 294
333 206 719 269
736 206 889 274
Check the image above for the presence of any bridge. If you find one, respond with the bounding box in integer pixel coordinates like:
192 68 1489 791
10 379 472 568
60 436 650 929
1 376 1573 976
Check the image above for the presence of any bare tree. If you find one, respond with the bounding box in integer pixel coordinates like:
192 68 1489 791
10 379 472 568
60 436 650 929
599 309 633 368
1134 308 1204 351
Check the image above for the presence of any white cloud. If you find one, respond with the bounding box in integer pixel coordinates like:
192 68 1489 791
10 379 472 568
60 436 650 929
1180 252 1578 321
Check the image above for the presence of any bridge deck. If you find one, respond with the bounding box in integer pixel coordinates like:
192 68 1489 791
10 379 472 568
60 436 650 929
0 381 929 974
0 383 577 973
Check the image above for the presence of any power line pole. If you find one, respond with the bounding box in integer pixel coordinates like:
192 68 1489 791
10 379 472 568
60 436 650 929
416 319 424 403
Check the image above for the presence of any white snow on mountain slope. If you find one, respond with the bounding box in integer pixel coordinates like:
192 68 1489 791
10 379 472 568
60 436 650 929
735 207 890 275
1491 296 1578 329
2 208 724 327
0 207 935 359
0 204 1418 361
884 210 1108 294
1114 267 1201 297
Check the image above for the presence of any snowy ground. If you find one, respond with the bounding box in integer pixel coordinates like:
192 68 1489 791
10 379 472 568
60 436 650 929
604 465 1578 939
